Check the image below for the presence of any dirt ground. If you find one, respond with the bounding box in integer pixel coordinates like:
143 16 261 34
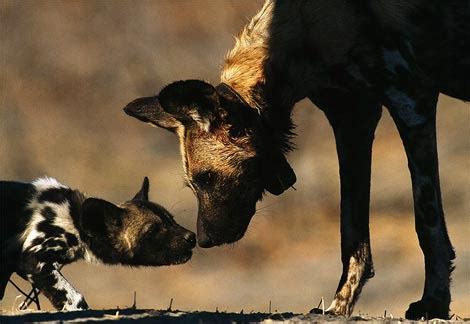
1 0 469 320
1 309 469 324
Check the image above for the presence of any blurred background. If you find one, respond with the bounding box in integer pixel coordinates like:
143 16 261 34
1 0 468 317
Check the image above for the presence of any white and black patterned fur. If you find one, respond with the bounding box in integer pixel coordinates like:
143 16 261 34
0 177 195 311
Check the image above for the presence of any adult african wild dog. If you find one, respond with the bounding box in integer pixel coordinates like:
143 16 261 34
123 0 469 319
0 177 195 310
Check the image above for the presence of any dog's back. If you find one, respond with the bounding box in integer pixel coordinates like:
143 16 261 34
0 181 36 298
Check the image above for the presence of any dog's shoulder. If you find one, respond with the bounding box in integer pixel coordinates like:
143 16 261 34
21 178 85 254
7 178 86 272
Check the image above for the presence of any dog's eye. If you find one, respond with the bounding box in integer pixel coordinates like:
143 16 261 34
193 171 215 188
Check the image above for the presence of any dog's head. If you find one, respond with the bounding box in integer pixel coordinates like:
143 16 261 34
124 80 296 248
80 177 195 265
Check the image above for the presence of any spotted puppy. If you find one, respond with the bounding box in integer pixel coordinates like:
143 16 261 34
0 177 195 311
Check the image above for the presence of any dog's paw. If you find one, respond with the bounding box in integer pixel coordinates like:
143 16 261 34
405 300 449 320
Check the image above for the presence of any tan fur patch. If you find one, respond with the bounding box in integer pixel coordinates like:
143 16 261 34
326 255 367 316
117 203 162 254
183 127 256 182
221 0 273 110
220 0 319 110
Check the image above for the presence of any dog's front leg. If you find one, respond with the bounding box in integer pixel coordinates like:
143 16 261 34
28 262 88 311
21 237 89 311
310 92 382 316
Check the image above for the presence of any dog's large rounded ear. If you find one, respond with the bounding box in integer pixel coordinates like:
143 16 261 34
123 96 181 132
264 155 297 195
158 79 220 132
81 198 123 237
132 176 150 201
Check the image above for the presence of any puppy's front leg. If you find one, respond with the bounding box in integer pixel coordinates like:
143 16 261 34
29 263 88 311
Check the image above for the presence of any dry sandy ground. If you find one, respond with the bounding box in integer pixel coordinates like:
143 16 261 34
1 309 469 323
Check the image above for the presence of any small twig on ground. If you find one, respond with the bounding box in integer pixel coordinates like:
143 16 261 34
12 295 23 313
131 291 136 309
18 285 40 311
315 297 325 314
8 279 37 310
269 300 272 313
167 298 173 311
104 311 120 319
384 309 387 318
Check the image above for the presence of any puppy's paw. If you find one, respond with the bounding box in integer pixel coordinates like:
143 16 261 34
62 297 89 311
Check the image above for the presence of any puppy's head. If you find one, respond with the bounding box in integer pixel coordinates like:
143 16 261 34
80 177 195 266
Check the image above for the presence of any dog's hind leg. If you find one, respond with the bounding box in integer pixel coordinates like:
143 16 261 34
309 90 382 316
385 90 455 320
381 39 455 318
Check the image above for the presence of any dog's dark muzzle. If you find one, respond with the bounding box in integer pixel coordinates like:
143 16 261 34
196 215 248 248
197 230 217 248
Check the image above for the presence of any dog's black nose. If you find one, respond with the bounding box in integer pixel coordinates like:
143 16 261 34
197 234 217 248
184 232 196 248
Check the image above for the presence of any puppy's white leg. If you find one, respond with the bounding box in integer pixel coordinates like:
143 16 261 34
29 263 88 311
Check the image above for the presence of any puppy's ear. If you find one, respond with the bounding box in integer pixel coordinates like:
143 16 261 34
132 176 150 201
123 96 181 132
158 79 220 132
264 155 296 195
81 198 123 237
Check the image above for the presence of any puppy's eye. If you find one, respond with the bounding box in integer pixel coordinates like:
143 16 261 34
193 171 215 188
144 223 160 237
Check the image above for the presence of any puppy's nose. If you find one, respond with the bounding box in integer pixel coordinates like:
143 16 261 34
184 232 196 248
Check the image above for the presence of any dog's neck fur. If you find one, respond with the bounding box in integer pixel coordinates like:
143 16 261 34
221 0 315 152
222 1 318 108
220 1 273 111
